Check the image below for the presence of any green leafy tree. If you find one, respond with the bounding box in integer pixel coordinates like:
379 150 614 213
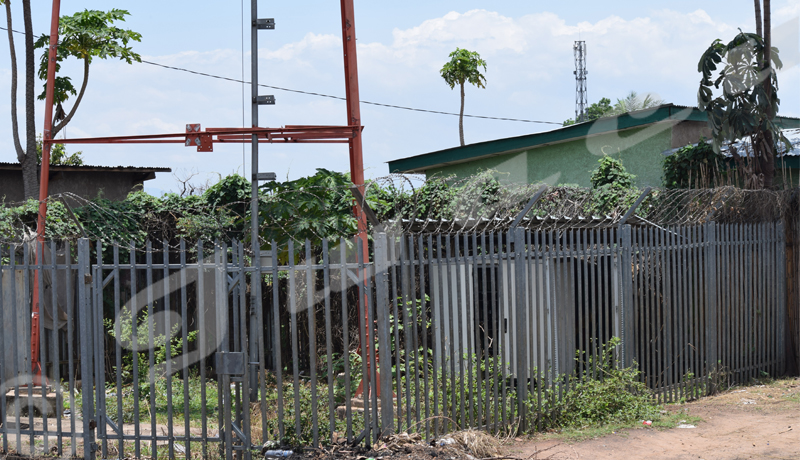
3 5 141 200
36 135 83 166
663 140 728 189
563 93 663 126
34 9 142 139
588 156 639 215
697 20 788 188
590 156 636 189
258 169 362 259
563 98 614 126
440 48 487 146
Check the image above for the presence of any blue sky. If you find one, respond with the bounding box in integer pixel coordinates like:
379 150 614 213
1 1 799 194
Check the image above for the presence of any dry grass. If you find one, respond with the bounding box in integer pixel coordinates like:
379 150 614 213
449 429 502 458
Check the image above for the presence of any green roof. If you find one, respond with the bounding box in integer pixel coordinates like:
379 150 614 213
388 104 800 173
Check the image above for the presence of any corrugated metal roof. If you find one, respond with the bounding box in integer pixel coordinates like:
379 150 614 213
0 162 171 173
389 104 800 173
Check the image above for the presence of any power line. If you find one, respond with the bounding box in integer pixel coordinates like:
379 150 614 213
0 24 562 126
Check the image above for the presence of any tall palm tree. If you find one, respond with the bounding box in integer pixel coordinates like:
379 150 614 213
440 48 487 146
612 91 664 115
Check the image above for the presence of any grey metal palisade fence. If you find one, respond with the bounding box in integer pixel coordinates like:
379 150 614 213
0 221 795 459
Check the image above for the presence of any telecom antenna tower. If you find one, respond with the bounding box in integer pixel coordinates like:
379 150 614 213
573 41 587 123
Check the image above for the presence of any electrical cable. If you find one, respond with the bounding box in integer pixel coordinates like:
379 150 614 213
0 24 562 126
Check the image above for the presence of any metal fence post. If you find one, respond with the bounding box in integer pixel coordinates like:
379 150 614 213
77 238 96 460
513 228 529 432
777 222 788 376
373 232 394 435
620 225 634 368
704 222 718 392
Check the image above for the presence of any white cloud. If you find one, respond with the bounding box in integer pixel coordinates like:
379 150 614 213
259 33 340 61
3 5 797 194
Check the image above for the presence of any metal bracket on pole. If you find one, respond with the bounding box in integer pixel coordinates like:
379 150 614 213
618 187 652 229
253 172 276 182
511 185 548 229
255 18 275 29
255 95 275 105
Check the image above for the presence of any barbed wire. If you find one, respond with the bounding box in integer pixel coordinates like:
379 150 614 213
1 174 796 255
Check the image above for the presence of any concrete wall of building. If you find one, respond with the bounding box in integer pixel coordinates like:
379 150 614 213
671 120 712 148
427 125 674 187
0 172 25 204
0 170 149 204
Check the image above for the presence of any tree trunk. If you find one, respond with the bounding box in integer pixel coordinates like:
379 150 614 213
22 0 38 199
5 0 24 161
754 0 763 38
459 81 465 146
52 57 90 138
20 146 39 200
761 0 775 188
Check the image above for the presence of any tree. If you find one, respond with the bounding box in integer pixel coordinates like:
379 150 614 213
34 9 141 139
612 91 664 114
3 0 38 199
440 48 487 146
662 140 728 189
563 98 614 126
562 93 663 126
3 4 141 199
36 135 83 166
697 27 787 188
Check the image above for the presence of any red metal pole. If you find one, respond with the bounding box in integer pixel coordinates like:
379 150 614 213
31 0 62 382
340 0 382 400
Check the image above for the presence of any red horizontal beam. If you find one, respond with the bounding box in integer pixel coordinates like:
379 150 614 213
46 125 360 145
58 138 351 145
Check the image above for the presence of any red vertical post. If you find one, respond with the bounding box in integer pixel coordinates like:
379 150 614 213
340 0 379 398
31 0 62 381
340 0 365 212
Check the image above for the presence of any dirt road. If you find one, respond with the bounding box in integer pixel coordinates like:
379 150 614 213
504 378 800 460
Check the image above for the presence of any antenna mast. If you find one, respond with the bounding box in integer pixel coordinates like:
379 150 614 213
573 41 587 123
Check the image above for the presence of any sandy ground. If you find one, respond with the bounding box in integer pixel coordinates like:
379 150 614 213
504 377 800 460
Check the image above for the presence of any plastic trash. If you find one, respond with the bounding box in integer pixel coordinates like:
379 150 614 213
642 420 652 426
677 424 696 429
264 450 293 458
438 438 456 446
262 440 279 450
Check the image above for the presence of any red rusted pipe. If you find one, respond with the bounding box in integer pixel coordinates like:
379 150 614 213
31 0 62 383
340 0 378 399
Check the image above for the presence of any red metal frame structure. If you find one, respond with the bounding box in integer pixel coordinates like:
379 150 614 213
35 0 372 389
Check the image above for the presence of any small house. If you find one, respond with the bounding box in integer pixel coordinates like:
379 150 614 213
388 104 800 188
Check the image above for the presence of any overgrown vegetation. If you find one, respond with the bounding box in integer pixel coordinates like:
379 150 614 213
554 338 659 428
0 163 663 257
563 91 664 126
697 28 789 188
663 140 729 188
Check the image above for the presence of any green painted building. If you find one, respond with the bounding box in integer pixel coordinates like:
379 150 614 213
388 104 800 187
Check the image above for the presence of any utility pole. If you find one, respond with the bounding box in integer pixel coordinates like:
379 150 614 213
31 0 63 386
573 41 587 123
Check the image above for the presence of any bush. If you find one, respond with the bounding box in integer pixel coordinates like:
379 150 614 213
663 140 727 188
556 338 659 428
